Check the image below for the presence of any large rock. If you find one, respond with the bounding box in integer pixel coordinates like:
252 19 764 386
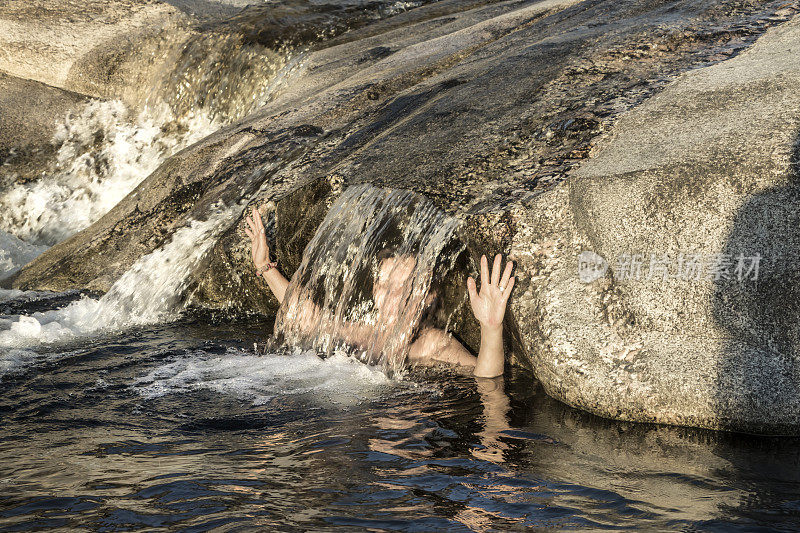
0 0 192 107
0 72 89 183
512 12 800 434
11 0 800 432
10 0 595 296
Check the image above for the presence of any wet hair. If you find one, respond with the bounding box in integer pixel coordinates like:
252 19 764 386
373 231 468 338
294 213 466 335
350 217 417 310
373 215 418 261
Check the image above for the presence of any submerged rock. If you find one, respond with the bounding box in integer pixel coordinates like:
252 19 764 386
7 0 800 433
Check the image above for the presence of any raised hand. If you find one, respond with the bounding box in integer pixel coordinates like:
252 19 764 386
467 253 515 330
243 206 270 270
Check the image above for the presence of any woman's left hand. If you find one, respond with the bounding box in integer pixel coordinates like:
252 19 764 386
467 254 515 330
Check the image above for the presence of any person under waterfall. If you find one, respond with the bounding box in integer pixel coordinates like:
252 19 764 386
243 206 515 378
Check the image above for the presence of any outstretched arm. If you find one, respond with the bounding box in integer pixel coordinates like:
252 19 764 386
407 254 514 378
467 254 515 378
244 206 365 341
244 206 289 304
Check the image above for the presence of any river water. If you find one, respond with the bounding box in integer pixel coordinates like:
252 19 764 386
2 304 800 530
4 0 800 529
3 185 797 530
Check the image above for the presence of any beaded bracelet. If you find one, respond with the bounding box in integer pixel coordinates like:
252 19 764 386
256 262 277 276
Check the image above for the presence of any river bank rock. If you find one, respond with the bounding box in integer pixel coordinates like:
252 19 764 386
510 13 800 434
0 0 192 108
10 0 800 433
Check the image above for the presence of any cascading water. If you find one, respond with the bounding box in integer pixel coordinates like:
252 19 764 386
0 20 308 377
275 184 464 374
0 203 239 376
148 33 302 127
0 99 217 246
0 30 304 248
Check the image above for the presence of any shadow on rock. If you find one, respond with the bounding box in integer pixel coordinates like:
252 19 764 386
712 131 800 435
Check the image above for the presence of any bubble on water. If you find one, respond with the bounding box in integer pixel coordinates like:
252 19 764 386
131 346 398 407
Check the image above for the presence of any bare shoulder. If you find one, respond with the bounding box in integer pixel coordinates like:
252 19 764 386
408 327 444 361
408 327 477 368
416 326 451 345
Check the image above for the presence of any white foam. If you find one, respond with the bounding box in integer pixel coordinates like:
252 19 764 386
0 231 48 281
0 348 41 377
0 99 218 246
0 206 236 349
132 347 398 407
0 346 85 379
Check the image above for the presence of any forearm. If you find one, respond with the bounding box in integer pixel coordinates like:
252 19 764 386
473 325 504 378
279 281 369 348
261 268 289 304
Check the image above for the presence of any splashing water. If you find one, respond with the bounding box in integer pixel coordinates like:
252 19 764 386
132 346 398 407
0 231 48 281
276 184 463 373
0 38 304 247
0 205 237 352
0 100 216 245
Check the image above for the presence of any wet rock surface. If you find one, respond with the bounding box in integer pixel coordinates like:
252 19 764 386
6 0 800 432
0 72 89 184
0 0 193 107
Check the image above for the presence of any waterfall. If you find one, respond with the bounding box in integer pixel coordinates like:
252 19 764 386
0 35 303 247
275 184 464 373
0 203 238 350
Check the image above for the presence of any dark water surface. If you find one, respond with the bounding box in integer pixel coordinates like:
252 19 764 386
3 311 800 531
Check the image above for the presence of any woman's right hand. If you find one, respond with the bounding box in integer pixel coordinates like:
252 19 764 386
244 206 270 270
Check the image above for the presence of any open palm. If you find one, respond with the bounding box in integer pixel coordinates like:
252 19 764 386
244 206 270 270
467 254 515 329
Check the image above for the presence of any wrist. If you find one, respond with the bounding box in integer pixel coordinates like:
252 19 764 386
480 323 503 336
261 265 282 280
255 261 277 276
474 324 504 378
478 324 503 354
